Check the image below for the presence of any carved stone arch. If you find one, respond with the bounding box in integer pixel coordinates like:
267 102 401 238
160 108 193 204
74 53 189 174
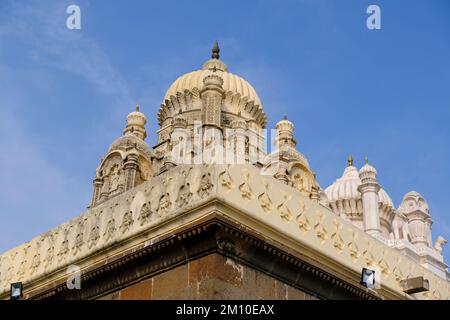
288 162 314 195
97 151 126 177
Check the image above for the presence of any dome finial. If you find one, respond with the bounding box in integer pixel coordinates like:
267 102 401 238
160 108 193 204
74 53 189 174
348 155 353 167
365 156 369 164
211 40 220 59
136 104 140 112
283 113 287 120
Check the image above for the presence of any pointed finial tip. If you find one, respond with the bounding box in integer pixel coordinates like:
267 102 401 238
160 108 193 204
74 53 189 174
348 155 353 167
365 156 369 164
283 113 287 120
211 40 220 59
136 104 140 112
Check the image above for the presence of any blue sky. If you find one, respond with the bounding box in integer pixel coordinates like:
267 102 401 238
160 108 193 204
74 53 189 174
0 0 449 262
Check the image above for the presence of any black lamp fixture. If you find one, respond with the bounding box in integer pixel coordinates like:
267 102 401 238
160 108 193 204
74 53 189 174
360 268 376 289
10 282 23 300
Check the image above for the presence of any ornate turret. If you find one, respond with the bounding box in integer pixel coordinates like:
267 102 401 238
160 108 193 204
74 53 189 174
358 157 381 237
123 105 147 140
275 114 296 149
90 106 153 207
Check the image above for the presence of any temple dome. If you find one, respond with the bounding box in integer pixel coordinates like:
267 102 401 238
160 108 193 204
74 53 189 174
163 64 262 109
324 163 393 208
159 42 266 128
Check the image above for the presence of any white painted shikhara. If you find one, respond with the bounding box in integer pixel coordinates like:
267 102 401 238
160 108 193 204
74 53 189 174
0 44 449 299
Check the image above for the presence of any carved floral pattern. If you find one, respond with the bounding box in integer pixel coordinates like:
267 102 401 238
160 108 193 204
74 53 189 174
120 211 134 233
158 194 171 215
139 202 153 226
88 226 100 249
104 218 116 241
258 184 273 214
331 220 345 253
219 166 234 192
313 212 328 243
277 193 292 223
239 172 253 200
177 185 192 208
198 172 213 198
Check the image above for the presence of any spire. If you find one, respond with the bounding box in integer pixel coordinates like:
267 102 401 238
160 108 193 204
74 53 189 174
348 155 353 167
365 156 369 164
283 113 287 120
123 104 147 140
211 40 220 59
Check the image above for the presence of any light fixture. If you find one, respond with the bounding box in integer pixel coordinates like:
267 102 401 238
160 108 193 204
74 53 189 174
400 277 429 294
360 268 376 289
10 282 23 300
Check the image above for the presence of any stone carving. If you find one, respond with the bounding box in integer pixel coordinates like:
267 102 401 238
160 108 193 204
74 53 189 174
362 241 376 267
331 219 345 253
239 171 254 200
378 249 390 277
158 194 171 215
5 252 18 283
72 218 87 256
296 202 311 233
88 211 101 249
277 193 292 223
17 244 31 280
313 212 328 243
120 210 134 233
43 229 58 268
198 172 213 198
139 202 153 226
219 166 234 192
347 230 360 262
392 256 405 282
30 239 42 274
434 236 447 254
177 185 192 208
58 226 72 261
104 218 116 242
88 225 100 249
258 183 273 214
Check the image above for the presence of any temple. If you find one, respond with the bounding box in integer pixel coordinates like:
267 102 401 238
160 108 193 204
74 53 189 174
0 42 448 300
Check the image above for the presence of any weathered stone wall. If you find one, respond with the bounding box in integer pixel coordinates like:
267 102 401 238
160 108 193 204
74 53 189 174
98 254 318 300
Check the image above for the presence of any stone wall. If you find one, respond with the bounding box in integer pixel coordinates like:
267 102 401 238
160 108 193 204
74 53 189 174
98 254 318 300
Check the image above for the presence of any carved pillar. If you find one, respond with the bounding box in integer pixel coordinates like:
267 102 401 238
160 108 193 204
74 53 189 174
200 72 224 164
91 177 103 207
229 119 247 164
247 121 261 164
124 153 139 191
358 160 381 238
201 73 223 128
407 211 432 247
99 176 110 202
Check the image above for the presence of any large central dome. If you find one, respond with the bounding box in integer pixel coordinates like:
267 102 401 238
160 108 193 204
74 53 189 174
158 42 266 128
163 60 262 109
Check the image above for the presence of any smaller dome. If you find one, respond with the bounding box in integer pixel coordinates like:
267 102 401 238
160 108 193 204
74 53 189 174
325 165 361 203
108 133 151 158
360 163 377 175
398 191 430 215
123 105 147 140
276 114 294 131
359 157 377 183
325 159 393 208
126 106 146 127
